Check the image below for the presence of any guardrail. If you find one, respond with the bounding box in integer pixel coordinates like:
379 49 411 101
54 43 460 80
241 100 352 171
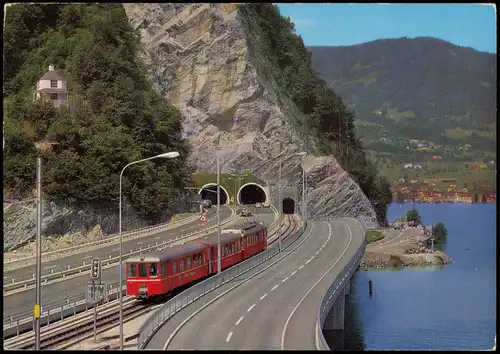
316 220 366 350
3 209 237 292
137 215 303 349
4 212 201 265
3 207 277 333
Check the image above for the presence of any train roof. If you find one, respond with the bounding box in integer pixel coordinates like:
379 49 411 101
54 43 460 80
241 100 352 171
221 221 266 235
126 242 207 263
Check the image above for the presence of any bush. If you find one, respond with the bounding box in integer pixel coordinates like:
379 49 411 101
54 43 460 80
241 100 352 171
366 230 385 243
3 4 193 220
432 222 448 243
406 209 422 225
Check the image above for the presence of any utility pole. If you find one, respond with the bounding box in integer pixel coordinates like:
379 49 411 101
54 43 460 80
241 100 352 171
278 161 283 252
35 157 42 350
216 157 221 274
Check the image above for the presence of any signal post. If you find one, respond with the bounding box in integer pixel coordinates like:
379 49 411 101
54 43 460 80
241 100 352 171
86 258 106 342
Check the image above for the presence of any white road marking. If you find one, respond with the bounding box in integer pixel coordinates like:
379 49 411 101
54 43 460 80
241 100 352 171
299 265 304 269
83 255 92 259
282 277 289 283
271 284 279 291
311 256 315 259
315 251 319 255
137 241 143 245
155 236 161 240
247 304 256 312
226 332 233 342
260 294 268 300
44 265 56 270
305 259 311 264
236 316 244 326
112 248 120 252
291 271 297 276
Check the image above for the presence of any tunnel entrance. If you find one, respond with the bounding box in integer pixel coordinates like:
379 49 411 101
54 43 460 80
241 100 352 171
238 184 267 205
282 198 295 214
199 184 228 205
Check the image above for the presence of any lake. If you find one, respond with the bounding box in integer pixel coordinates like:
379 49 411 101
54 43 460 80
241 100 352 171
326 203 496 350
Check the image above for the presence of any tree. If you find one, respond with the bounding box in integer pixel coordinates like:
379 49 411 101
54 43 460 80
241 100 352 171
432 222 447 243
405 209 422 225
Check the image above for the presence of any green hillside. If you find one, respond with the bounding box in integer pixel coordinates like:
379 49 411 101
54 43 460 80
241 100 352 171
3 4 193 221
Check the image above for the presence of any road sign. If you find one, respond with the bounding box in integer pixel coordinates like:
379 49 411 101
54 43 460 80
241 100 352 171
86 281 106 304
200 214 206 226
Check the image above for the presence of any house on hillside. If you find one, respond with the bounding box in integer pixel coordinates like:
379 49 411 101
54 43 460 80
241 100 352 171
34 64 69 108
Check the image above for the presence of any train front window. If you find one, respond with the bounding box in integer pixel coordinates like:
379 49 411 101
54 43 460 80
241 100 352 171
128 264 137 277
202 252 206 263
138 263 147 277
149 263 158 277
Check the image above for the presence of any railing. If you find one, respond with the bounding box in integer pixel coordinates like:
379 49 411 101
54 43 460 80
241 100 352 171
3 209 239 328
137 216 304 349
3 209 237 291
4 212 201 264
316 218 366 350
3 206 279 335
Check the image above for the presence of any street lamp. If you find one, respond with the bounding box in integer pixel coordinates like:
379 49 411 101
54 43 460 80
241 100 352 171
118 151 179 350
278 151 306 252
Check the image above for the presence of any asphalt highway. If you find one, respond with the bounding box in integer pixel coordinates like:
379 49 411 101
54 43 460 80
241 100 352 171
3 208 277 319
3 207 232 284
145 219 365 350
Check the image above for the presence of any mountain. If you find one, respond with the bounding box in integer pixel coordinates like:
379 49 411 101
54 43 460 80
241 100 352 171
307 37 497 155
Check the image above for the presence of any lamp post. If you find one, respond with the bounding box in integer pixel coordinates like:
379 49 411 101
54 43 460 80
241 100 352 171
34 157 42 350
278 151 306 252
118 151 179 350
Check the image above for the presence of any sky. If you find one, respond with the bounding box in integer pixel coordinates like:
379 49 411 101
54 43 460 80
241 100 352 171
277 3 497 54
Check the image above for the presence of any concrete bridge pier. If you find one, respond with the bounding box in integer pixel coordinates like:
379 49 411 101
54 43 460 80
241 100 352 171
323 288 345 331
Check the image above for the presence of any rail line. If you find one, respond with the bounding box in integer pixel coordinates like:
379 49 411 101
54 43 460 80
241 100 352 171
5 213 297 350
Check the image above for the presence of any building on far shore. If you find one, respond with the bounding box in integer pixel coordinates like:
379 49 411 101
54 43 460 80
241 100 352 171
34 64 70 109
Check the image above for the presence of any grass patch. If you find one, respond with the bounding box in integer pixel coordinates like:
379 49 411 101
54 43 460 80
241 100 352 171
366 229 385 244
444 127 496 141
191 173 265 199
354 119 383 127
386 107 416 120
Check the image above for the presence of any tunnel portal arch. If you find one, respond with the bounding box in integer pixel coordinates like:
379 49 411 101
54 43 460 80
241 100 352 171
282 197 295 215
198 184 229 205
237 183 268 205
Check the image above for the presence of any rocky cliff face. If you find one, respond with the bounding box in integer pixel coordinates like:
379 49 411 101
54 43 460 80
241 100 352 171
123 3 379 228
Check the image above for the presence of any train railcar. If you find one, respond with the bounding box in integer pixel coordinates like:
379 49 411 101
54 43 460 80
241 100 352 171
190 232 243 274
240 222 267 260
125 242 209 299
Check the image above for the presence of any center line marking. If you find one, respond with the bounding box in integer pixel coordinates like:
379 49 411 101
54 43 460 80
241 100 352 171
236 316 244 326
83 256 92 259
291 271 297 276
112 248 120 251
305 260 311 264
247 304 256 312
299 265 304 269
311 256 315 259
226 332 233 342
137 241 143 245
260 294 268 300
44 265 56 270
316 251 319 255
271 284 279 291
154 236 161 240
282 277 289 283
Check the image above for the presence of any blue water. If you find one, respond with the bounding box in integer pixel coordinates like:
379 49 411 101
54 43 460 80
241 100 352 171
343 203 497 350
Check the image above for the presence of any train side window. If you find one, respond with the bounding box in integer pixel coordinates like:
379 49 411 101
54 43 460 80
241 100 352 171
193 255 197 267
128 264 137 277
139 263 147 278
202 252 206 264
180 259 184 272
160 263 166 277
231 243 234 253
187 256 191 269
172 261 177 274
149 263 158 277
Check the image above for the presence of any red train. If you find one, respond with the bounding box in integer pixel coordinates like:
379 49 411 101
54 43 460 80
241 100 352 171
126 222 268 299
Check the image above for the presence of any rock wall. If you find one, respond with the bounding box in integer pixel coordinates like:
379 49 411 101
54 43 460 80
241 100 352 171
123 3 379 228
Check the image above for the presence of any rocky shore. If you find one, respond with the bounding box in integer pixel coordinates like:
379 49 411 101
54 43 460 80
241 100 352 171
360 227 453 269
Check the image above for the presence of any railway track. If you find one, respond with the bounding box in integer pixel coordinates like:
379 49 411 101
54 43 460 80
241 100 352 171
5 212 298 351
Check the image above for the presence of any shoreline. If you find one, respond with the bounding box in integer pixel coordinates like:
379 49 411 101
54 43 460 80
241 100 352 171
360 226 452 269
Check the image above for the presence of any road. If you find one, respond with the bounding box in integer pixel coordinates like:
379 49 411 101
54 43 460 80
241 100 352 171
145 219 364 350
3 207 233 284
3 208 276 319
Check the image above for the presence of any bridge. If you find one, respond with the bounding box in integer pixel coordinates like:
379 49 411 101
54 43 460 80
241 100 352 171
138 217 365 350
4 201 365 350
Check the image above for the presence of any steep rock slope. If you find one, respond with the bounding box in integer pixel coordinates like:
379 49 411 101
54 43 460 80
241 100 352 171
123 3 378 227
